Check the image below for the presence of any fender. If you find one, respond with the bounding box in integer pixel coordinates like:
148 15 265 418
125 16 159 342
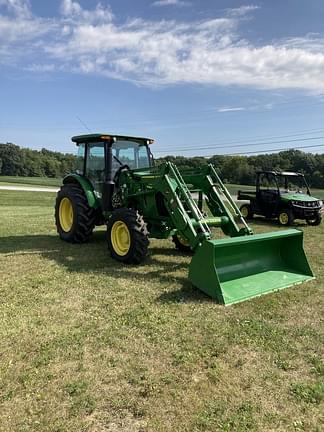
63 174 99 209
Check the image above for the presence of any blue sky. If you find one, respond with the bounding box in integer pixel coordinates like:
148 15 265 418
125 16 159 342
1 0 324 157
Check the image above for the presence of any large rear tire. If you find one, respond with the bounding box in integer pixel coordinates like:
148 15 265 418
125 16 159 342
107 208 149 264
55 184 96 243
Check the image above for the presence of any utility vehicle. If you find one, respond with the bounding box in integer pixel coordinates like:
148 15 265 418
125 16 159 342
238 171 322 226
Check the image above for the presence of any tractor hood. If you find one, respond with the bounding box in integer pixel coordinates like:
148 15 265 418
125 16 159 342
280 192 319 203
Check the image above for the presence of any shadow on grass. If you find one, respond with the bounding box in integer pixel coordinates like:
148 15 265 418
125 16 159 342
248 216 308 228
0 232 209 302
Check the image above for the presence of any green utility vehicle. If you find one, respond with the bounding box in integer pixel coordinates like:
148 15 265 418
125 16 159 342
55 134 314 305
238 171 323 226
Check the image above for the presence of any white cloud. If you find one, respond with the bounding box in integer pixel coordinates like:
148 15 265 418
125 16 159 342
1 1 324 93
226 5 259 17
60 0 113 23
217 107 246 112
0 0 31 18
152 0 190 7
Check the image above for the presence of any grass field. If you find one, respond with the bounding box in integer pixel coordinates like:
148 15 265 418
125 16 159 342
0 176 61 187
0 190 323 431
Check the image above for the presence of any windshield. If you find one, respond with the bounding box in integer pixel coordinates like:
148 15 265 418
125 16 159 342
112 140 150 173
277 175 308 194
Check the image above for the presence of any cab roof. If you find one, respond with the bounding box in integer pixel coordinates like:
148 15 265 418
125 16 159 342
71 133 154 145
257 170 304 177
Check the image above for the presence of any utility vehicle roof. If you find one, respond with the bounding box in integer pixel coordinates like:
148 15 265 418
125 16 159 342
72 133 154 145
257 170 304 177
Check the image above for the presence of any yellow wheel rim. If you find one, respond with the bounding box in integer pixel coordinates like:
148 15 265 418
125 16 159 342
59 197 74 232
279 212 289 225
111 221 131 256
241 206 249 218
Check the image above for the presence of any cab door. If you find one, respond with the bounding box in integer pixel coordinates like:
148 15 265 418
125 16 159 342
257 173 280 217
85 142 106 198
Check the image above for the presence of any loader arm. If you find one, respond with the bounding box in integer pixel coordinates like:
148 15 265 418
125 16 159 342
116 161 314 305
180 164 252 237
118 162 232 250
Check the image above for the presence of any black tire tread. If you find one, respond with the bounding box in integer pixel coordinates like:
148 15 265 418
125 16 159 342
306 213 322 226
107 208 149 264
55 184 96 243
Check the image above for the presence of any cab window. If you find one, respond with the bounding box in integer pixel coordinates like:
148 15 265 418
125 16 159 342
112 140 150 174
86 142 105 188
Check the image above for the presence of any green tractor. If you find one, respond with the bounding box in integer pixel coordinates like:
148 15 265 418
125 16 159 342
55 134 314 305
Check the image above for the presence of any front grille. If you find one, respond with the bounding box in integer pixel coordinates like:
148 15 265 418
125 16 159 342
294 201 320 208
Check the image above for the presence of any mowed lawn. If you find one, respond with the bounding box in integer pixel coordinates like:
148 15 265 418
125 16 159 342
0 190 323 432
0 176 62 188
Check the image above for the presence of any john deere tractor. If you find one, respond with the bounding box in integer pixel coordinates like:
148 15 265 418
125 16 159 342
55 134 314 305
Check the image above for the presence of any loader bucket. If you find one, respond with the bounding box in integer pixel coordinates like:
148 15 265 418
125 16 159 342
188 229 314 305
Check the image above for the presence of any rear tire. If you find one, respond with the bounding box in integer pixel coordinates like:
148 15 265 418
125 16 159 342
278 209 294 226
240 204 253 220
55 184 96 243
107 208 149 264
172 234 192 253
306 213 322 226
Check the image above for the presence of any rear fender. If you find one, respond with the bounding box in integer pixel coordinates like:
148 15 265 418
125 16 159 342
63 174 99 209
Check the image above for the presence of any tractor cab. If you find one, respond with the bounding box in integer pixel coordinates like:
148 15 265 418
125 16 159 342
72 133 154 208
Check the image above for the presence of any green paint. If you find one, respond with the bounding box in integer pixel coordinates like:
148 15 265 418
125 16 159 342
281 193 319 202
63 174 99 208
188 229 314 305
57 134 316 305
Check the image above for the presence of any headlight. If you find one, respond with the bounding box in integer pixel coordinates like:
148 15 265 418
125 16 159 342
319 200 323 207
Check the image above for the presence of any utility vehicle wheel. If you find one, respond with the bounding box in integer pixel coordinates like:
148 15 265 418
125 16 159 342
278 209 294 226
107 208 149 264
240 204 253 220
172 234 192 253
306 214 322 226
55 184 96 243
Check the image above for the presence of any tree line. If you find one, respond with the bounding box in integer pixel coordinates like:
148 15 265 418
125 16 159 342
0 143 76 178
1 142 324 188
158 150 324 188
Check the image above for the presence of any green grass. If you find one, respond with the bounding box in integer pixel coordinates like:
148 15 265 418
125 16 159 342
0 190 323 431
0 176 61 187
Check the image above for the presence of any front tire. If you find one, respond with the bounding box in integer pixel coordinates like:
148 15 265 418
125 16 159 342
55 184 96 243
278 209 294 226
107 208 149 264
306 213 322 226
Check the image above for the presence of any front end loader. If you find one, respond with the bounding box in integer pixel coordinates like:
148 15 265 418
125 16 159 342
55 134 314 305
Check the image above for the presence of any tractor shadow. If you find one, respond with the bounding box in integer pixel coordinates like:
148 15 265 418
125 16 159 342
0 232 209 303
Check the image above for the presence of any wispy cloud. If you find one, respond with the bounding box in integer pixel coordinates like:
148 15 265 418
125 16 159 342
1 1 324 92
226 5 259 17
152 0 190 7
217 107 246 112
